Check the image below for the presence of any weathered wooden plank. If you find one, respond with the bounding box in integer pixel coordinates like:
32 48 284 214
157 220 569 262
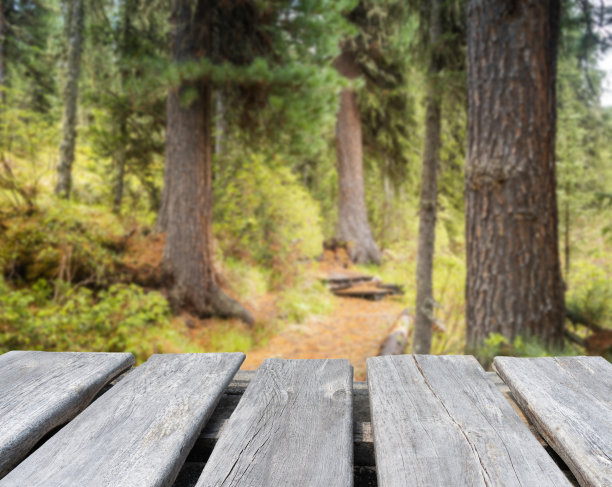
367 355 571 487
494 356 612 487
0 350 134 478
195 358 353 487
0 353 244 487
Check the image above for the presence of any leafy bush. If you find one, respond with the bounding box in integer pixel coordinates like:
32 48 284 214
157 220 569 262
476 333 578 369
220 258 270 301
214 154 323 266
566 260 612 328
0 278 181 362
0 201 125 285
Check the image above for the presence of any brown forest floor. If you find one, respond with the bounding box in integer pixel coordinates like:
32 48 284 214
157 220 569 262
241 248 406 380
242 294 404 381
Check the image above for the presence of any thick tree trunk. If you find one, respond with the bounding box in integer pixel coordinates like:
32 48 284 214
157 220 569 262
334 51 381 265
55 0 84 198
413 0 442 355
161 0 253 326
465 0 565 351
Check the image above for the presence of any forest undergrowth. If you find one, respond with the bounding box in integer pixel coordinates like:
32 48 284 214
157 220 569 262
2 185 610 369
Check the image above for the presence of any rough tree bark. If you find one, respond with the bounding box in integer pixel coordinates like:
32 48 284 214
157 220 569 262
55 0 84 198
412 0 442 354
161 0 253 325
334 51 381 265
465 0 565 351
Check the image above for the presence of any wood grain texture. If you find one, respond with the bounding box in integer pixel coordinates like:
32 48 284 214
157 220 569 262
494 356 612 487
0 353 244 487
0 350 134 478
367 354 570 487
196 358 353 487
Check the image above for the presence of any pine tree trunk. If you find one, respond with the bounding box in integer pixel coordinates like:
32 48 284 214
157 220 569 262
0 0 6 106
214 90 225 156
113 0 131 215
334 52 381 265
564 183 570 281
55 0 84 198
465 0 565 351
413 0 442 355
161 0 253 325
112 119 126 214
380 158 393 250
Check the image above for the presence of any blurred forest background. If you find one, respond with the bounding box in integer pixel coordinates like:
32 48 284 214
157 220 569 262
1 0 611 375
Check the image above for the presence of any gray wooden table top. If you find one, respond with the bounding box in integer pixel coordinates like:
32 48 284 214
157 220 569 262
0 351 607 487
494 356 612 487
0 350 134 478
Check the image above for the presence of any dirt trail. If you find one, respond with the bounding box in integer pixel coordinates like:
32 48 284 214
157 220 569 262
126 235 407 380
242 294 404 381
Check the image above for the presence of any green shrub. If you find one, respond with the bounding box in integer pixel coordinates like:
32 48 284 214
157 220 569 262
221 258 270 300
214 154 323 266
475 333 579 369
207 325 256 353
0 201 125 285
0 277 178 362
566 260 612 328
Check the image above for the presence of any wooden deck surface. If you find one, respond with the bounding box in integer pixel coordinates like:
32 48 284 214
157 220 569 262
0 352 602 487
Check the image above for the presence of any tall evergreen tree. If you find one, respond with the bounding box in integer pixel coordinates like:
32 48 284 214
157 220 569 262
412 0 443 354
0 0 57 112
56 0 85 198
85 0 167 213
162 0 253 324
333 0 412 265
334 47 381 265
411 0 465 354
465 0 565 351
159 0 353 324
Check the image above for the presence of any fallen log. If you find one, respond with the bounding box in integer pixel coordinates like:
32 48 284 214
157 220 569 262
378 310 413 355
378 310 447 355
